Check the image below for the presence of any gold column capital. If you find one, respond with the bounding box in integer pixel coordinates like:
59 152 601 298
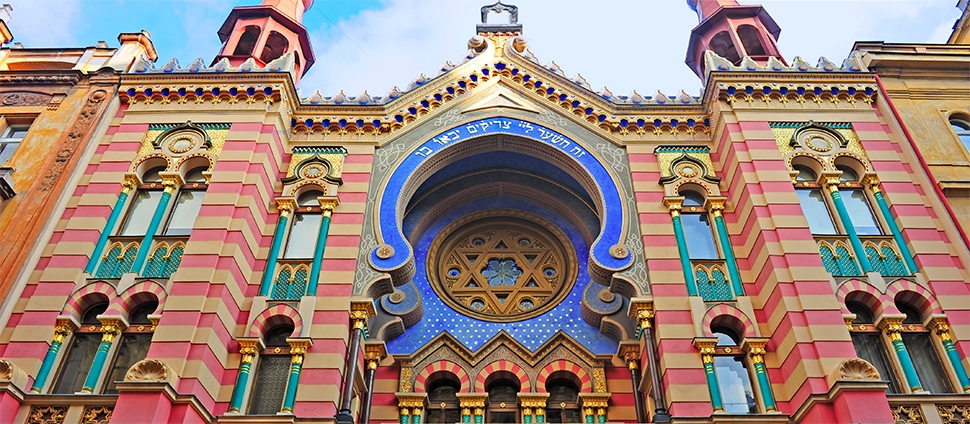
742 338 769 365
53 318 77 343
662 196 685 217
456 393 488 409
122 174 140 193
693 338 718 364
238 339 261 364
931 317 953 342
705 196 727 217
276 197 296 217
350 300 376 330
617 342 641 369
159 172 183 193
879 316 905 342
364 341 388 370
862 173 881 192
288 338 311 364
98 317 124 343
844 314 856 332
578 393 610 409
318 196 340 217
628 299 654 330
396 392 428 409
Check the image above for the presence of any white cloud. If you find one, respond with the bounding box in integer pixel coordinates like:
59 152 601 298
5 0 82 48
297 0 959 97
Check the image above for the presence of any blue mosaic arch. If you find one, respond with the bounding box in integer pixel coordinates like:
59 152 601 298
368 116 633 286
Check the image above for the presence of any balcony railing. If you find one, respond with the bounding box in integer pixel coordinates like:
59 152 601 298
889 394 969 424
816 235 910 278
692 259 736 301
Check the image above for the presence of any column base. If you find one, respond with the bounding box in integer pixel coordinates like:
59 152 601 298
652 411 672 422
334 411 355 423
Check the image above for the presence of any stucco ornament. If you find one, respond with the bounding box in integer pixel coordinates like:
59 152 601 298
834 358 880 380
124 358 174 383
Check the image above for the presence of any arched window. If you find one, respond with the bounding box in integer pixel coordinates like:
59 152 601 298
897 302 954 394
681 191 719 260
282 191 324 259
545 377 581 423
103 301 157 394
248 325 293 414
52 303 108 394
486 378 519 423
709 31 741 64
950 116 970 150
259 31 289 64
711 327 757 414
119 165 166 237
737 25 767 56
846 301 902 393
425 375 461 424
163 165 208 236
836 165 881 236
793 165 837 234
233 26 261 56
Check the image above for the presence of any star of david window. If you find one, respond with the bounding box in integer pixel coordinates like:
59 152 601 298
428 212 577 322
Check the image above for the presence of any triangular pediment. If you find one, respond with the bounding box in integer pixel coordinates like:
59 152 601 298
461 84 542 114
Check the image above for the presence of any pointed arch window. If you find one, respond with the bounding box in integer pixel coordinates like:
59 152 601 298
248 325 293 415
103 301 157 394
711 328 758 414
52 303 107 394
143 242 185 278
737 25 767 56
846 301 902 393
709 31 741 64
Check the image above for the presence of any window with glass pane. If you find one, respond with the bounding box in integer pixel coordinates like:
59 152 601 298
248 326 292 415
0 125 28 164
951 118 970 150
713 355 758 414
840 189 881 235
796 189 837 234
426 379 461 424
103 302 156 394
546 379 581 423
897 303 953 394
119 191 163 236
682 212 719 259
847 302 902 393
52 303 107 394
164 190 204 235
283 213 321 259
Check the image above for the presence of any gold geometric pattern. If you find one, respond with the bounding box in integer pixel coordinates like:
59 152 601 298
891 405 926 424
428 211 576 322
81 406 113 424
938 404 970 424
27 406 68 424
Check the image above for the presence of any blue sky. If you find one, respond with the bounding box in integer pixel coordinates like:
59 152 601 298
4 0 962 97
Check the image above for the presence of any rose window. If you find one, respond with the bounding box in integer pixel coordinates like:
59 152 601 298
427 211 577 322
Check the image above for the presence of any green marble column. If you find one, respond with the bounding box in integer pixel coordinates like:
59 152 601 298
933 319 970 392
695 341 724 411
29 321 74 393
85 177 137 274
259 200 293 296
883 318 923 392
281 341 309 413
746 341 777 411
709 199 744 297
131 178 178 274
80 319 122 393
307 197 338 296
826 184 874 272
228 340 259 412
666 198 698 296
866 177 918 273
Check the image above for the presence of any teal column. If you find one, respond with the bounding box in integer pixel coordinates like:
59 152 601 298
84 179 135 274
710 203 744 297
412 412 422 424
131 181 177 274
281 344 306 413
399 410 410 424
259 204 292 297
536 412 545 423
80 321 121 393
697 342 724 412
827 186 874 272
307 201 336 296
885 321 923 391
462 412 471 423
29 323 73 392
935 320 970 392
474 413 483 424
228 342 258 412
870 187 918 273
668 203 698 296
598 413 607 424
585 413 594 424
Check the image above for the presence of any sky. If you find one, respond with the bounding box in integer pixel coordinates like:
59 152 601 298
3 0 963 98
